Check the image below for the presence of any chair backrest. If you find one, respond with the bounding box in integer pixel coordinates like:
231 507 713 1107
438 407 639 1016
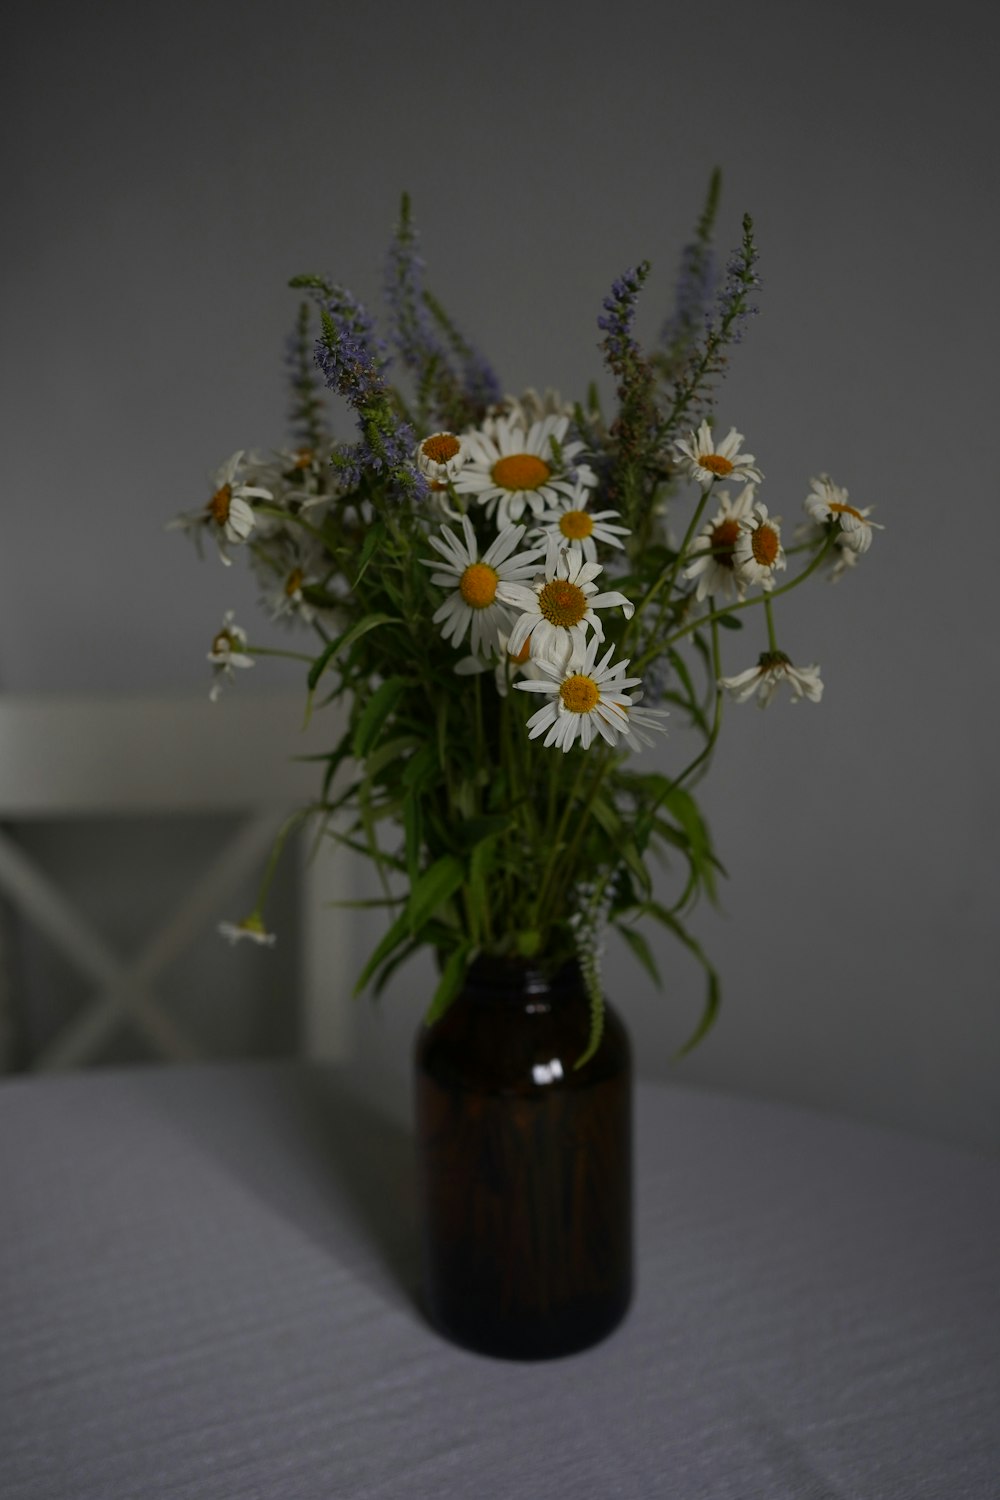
0 694 355 1070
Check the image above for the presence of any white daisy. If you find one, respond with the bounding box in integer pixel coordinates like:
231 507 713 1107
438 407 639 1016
683 484 757 602
500 388 575 428
207 611 254 701
415 431 468 484
499 538 635 666
674 421 762 489
515 634 667 753
804 474 883 555
719 651 823 707
733 501 786 590
532 483 631 563
218 913 277 946
454 412 597 529
203 451 272 563
422 516 544 659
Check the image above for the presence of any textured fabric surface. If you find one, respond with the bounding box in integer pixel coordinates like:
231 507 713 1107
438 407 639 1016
1 1063 997 1499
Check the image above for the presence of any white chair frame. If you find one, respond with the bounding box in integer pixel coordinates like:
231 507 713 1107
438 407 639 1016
0 694 355 1069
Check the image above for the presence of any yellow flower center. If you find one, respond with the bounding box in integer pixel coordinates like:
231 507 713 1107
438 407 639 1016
709 517 741 568
491 453 552 491
751 524 780 567
829 501 864 522
285 568 303 597
508 638 532 665
559 675 600 714
208 483 232 524
422 432 462 464
538 579 588 628
460 561 499 608
701 454 734 477
558 509 594 540
292 448 314 469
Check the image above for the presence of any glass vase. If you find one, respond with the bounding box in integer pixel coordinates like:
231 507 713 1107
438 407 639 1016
414 955 632 1360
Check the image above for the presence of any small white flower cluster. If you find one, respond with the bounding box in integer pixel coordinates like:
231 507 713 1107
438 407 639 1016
418 406 667 755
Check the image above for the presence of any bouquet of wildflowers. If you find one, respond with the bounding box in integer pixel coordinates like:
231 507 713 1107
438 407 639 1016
173 181 880 1061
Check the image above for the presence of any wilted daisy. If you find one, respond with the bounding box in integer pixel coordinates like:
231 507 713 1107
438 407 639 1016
218 913 276 946
674 421 762 489
683 484 757 602
423 516 544 659
207 611 254 701
719 651 823 707
533 483 630 563
515 635 666 752
500 538 635 666
454 412 596 529
804 474 883 554
733 501 786 590
416 431 468 484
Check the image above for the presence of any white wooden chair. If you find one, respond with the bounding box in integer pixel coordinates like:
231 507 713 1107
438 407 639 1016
0 694 355 1070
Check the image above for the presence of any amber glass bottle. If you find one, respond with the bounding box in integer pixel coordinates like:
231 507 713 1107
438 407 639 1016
414 956 632 1360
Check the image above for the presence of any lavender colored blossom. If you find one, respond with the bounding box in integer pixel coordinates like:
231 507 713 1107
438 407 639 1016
660 240 716 353
314 291 427 503
384 208 446 374
598 263 650 370
458 343 502 413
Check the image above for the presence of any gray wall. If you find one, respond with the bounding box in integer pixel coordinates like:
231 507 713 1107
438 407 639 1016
4 1 997 1150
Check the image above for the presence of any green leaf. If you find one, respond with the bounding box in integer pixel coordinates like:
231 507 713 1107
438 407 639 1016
352 522 385 589
630 900 721 1057
353 677 410 760
307 613 399 693
616 923 661 988
424 943 473 1026
406 854 465 936
715 612 743 630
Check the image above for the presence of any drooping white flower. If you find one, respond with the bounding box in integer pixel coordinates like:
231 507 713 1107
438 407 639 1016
804 474 883 555
422 516 544 659
674 421 762 489
202 451 271 563
732 501 787 590
218 913 277 946
515 634 667 753
415 431 468 484
207 611 254 701
454 412 597 529
719 651 823 707
532 483 631 564
499 538 634 666
683 484 757 602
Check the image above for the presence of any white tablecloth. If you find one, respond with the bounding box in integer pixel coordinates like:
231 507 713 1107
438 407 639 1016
1 1063 997 1499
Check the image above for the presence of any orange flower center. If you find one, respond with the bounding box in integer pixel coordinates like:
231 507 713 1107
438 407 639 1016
559 675 600 714
208 483 232 524
508 638 532 665
460 562 499 608
491 453 552 491
292 448 314 470
829 501 864 522
285 568 303 597
538 579 588 628
558 509 594 540
709 517 741 568
700 454 734 477
422 432 462 465
751 524 780 567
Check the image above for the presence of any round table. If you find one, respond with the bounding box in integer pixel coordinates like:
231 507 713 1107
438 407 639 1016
1 1063 997 1498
